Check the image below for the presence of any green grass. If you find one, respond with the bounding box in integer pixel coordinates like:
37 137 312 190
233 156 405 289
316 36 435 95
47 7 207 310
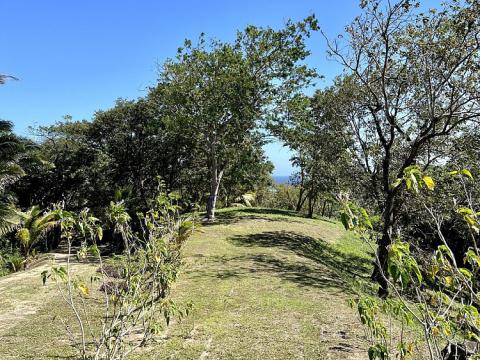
0 208 374 359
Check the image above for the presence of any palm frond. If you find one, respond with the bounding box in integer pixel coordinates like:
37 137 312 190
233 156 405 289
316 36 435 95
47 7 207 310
0 203 21 236
0 162 26 191
0 75 18 85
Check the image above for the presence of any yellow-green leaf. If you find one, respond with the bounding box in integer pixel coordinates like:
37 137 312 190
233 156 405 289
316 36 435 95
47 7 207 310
461 169 473 179
422 176 435 190
77 283 89 296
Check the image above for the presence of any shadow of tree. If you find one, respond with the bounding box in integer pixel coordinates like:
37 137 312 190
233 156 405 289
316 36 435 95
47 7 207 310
230 231 372 278
189 253 350 291
202 208 307 226
185 230 373 293
203 209 301 226
230 208 338 224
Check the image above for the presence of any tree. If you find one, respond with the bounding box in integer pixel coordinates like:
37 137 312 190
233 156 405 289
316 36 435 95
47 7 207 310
0 119 42 234
0 76 27 234
325 0 480 295
270 90 352 218
345 169 480 360
154 18 318 220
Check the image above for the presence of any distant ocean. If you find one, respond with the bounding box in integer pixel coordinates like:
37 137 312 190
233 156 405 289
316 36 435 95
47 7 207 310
272 175 290 184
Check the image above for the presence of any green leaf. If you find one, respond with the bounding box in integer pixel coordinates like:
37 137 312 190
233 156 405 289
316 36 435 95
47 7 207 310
88 244 100 257
459 267 472 279
405 178 412 190
444 276 454 287
360 208 373 229
458 208 474 215
96 226 103 241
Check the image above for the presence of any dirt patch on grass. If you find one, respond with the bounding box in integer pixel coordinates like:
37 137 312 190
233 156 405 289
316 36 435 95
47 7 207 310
0 253 95 335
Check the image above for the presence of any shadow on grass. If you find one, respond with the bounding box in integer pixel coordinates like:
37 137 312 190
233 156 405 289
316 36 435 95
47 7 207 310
233 230 370 270
233 208 339 224
186 230 373 293
203 207 336 227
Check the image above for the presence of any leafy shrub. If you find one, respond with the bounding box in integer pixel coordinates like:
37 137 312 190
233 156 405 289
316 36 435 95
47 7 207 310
0 251 24 274
258 184 300 210
43 191 196 360
343 168 480 359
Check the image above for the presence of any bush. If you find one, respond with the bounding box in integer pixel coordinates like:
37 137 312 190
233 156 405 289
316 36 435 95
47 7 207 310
0 251 24 274
344 168 480 359
43 191 196 360
257 184 300 210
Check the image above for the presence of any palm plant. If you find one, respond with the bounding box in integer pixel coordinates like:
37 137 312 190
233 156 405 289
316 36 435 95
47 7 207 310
16 206 57 258
0 120 30 235
0 118 48 235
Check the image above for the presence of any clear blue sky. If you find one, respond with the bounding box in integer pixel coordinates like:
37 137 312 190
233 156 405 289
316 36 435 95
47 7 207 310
0 0 441 176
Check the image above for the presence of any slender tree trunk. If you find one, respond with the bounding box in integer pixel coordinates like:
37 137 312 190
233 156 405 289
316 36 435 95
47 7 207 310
321 200 327 217
295 168 306 212
307 192 315 218
296 189 305 212
206 162 223 221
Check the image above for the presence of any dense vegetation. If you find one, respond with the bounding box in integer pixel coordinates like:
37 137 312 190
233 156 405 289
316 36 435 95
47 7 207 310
1 0 480 359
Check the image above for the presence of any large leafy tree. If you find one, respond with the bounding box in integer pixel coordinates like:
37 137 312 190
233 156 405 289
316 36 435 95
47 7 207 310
0 120 28 234
25 94 272 218
325 0 480 295
271 90 352 217
153 18 318 220
19 119 98 210
0 76 42 235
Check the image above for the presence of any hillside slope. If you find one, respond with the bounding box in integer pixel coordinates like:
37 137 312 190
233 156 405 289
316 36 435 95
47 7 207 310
0 208 373 359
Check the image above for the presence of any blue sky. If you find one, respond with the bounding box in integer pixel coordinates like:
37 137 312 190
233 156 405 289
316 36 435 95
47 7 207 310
0 0 441 176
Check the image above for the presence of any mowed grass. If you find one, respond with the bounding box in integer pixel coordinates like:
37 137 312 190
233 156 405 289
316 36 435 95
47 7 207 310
0 208 374 359
137 208 374 359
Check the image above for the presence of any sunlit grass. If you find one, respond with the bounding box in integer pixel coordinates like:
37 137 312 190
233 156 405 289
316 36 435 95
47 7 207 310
0 208 373 359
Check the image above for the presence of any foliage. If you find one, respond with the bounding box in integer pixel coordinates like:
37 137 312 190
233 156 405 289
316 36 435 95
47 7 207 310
343 168 480 359
0 249 23 274
15 205 57 259
257 183 301 211
0 119 44 236
154 17 318 220
42 191 196 359
324 0 480 295
270 88 353 217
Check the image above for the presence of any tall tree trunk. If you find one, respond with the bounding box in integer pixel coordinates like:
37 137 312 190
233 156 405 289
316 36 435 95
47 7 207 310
296 189 305 212
206 161 223 221
296 191 307 212
373 189 396 298
295 167 306 212
307 192 315 218
321 200 327 217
